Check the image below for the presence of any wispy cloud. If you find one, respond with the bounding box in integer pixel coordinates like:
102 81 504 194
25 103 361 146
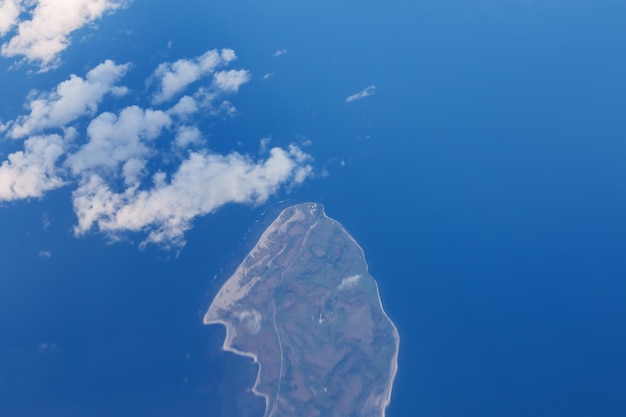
38 250 52 261
0 0 127 69
38 342 59 352
259 137 271 154
42 212 52 229
0 49 314 249
272 49 287 57
346 85 376 103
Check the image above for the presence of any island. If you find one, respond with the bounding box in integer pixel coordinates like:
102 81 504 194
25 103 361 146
205 202 399 417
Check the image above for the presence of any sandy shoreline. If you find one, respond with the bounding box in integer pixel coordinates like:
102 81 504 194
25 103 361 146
204 202 400 417
202 207 300 416
203 316 271 412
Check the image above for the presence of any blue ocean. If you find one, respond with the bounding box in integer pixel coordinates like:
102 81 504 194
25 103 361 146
1 0 626 416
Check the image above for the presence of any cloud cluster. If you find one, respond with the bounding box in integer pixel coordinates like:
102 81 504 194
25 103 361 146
9 60 130 138
66 105 171 178
73 145 311 248
0 49 313 249
0 0 126 69
346 85 376 103
151 48 242 104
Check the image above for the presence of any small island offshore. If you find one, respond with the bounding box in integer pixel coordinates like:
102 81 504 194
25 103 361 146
205 203 399 417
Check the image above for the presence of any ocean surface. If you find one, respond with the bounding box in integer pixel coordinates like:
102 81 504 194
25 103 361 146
2 1 626 416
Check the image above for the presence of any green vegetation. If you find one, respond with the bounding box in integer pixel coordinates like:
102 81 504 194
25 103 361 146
206 203 398 417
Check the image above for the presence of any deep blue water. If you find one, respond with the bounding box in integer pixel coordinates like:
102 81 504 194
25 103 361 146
2 0 626 416
0 197 271 417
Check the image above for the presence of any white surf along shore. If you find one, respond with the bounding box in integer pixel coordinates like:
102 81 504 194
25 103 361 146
204 202 400 417
203 205 293 411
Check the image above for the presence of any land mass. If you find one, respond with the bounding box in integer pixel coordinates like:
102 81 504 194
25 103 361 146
205 202 399 417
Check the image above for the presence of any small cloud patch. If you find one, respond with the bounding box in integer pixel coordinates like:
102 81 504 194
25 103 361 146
346 85 376 103
338 274 362 290
272 49 287 57
38 342 59 353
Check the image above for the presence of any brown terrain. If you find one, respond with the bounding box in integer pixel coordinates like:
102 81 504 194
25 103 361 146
205 202 399 417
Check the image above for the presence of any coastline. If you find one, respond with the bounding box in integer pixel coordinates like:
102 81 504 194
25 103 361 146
202 206 299 416
204 202 400 417
203 316 271 412
324 208 400 417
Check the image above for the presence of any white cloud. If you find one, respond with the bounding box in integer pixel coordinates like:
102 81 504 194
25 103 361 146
121 157 145 186
216 100 236 117
259 136 271 154
38 342 59 352
42 211 52 229
72 145 312 248
0 0 21 37
346 85 376 103
0 0 126 68
65 105 171 176
272 49 287 57
151 48 238 104
0 134 65 202
220 48 236 62
175 125 203 149
0 49 315 249
213 69 251 93
263 73 274 80
9 60 130 138
167 95 198 117
38 250 52 260
338 274 362 290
